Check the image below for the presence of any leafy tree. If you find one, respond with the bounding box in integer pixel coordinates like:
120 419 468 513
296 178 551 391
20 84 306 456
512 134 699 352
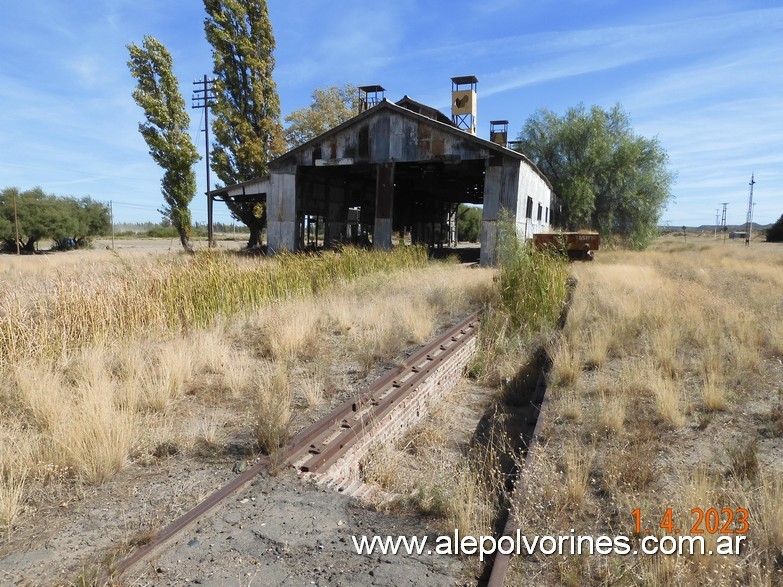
0 187 109 252
203 0 287 247
284 84 360 148
457 204 481 243
515 104 675 249
51 197 111 249
1 187 58 252
766 214 783 242
0 206 11 241
128 36 200 253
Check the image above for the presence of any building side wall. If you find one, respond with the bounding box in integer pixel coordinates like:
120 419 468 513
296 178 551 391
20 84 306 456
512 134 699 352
515 165 552 240
480 160 551 266
267 173 296 253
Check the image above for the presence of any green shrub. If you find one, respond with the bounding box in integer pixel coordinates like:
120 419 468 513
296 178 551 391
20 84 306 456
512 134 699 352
145 226 179 239
765 214 783 242
496 213 569 335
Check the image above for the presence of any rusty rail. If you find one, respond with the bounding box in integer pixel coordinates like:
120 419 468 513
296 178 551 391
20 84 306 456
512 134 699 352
485 371 550 587
287 311 480 474
112 310 481 580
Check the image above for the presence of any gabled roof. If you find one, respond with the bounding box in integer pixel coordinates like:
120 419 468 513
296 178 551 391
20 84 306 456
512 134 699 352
266 98 552 189
395 96 452 125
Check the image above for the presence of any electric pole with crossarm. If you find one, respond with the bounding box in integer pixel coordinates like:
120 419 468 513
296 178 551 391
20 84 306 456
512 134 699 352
192 75 217 247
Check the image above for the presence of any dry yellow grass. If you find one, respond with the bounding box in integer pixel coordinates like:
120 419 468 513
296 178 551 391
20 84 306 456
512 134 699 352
564 440 594 506
0 246 497 541
596 389 626 434
0 424 32 538
256 298 322 363
252 362 292 454
548 336 581 390
514 238 783 586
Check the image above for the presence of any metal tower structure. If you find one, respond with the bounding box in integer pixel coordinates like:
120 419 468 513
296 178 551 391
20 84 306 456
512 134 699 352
358 85 385 113
715 209 719 238
451 76 478 134
490 120 509 147
745 174 755 245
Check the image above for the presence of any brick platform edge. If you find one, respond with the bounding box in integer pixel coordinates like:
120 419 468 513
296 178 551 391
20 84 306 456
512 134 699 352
303 336 478 502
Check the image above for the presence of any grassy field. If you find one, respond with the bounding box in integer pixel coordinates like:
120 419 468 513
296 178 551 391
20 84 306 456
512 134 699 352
511 237 783 586
0 242 499 539
4 235 779 586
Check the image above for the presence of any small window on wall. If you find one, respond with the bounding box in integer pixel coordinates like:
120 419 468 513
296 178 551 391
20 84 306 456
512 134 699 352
537 203 543 221
545 207 549 223
526 196 534 219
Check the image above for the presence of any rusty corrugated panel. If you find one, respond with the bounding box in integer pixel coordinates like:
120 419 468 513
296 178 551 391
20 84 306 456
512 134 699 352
417 122 431 156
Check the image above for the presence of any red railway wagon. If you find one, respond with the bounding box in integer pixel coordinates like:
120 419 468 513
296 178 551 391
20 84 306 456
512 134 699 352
532 232 600 261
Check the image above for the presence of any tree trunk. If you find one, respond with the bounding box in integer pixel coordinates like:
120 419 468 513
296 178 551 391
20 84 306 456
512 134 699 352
225 200 268 249
247 224 262 248
238 205 266 248
178 228 195 254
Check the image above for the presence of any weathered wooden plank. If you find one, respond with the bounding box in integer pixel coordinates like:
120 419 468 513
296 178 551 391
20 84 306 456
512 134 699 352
372 114 391 162
480 220 497 266
483 164 502 221
267 173 297 253
389 114 403 161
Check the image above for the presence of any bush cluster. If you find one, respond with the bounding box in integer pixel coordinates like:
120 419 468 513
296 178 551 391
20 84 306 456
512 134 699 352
765 214 783 242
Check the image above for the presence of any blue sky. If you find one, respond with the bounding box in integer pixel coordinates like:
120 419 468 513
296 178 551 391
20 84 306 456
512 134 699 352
1 0 781 227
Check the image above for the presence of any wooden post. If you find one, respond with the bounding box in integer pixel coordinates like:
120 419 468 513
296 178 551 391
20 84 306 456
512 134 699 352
373 162 395 250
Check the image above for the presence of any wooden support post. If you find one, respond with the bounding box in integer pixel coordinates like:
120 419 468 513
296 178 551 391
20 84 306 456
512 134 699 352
373 162 394 250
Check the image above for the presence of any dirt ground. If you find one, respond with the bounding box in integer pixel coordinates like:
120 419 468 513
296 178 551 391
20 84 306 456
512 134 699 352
0 454 468 587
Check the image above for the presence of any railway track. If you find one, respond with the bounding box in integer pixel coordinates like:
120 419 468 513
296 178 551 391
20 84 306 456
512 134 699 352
112 310 481 580
482 278 575 587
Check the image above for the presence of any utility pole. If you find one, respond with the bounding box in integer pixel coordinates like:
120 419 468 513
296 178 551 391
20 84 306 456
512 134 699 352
720 202 728 242
714 209 719 239
192 75 217 248
12 190 20 255
745 174 755 246
110 200 115 250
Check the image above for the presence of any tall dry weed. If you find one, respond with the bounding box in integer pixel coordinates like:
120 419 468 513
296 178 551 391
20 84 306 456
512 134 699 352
564 440 595 507
253 363 292 453
0 424 34 537
548 336 581 391
651 371 686 427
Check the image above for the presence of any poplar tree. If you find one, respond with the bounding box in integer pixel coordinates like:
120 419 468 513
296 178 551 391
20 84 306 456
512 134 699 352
127 36 200 253
203 0 286 248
